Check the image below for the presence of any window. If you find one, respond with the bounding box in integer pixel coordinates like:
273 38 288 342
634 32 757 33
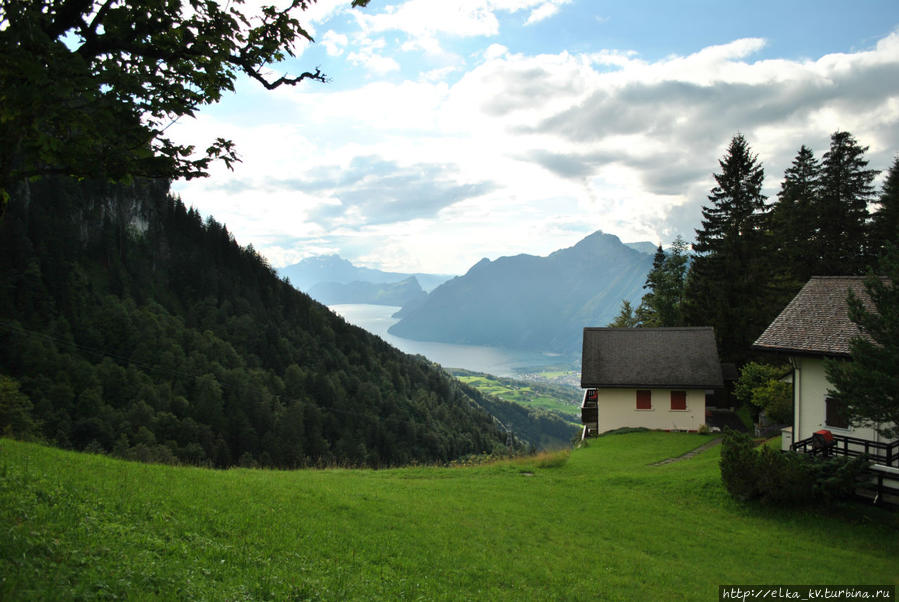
636 390 651 410
825 397 849 429
670 390 687 411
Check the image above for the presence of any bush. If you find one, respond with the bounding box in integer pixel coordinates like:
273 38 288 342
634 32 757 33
601 427 649 436
734 362 792 425
720 428 761 501
720 428 870 506
0 375 39 439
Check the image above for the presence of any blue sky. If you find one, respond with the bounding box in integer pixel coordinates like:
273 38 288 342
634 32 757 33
170 0 899 274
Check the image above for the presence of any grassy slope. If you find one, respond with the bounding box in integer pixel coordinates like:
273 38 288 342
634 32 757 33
2 433 897 600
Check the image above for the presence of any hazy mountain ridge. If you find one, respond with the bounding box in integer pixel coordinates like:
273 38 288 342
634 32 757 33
278 255 452 295
309 276 427 307
388 231 654 353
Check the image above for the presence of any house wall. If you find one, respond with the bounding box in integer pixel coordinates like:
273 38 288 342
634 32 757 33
596 388 706 434
793 356 890 444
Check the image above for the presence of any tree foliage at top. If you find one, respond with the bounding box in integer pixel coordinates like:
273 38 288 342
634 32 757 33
825 247 899 439
815 131 879 275
0 0 368 202
769 145 821 285
637 236 688 328
733 362 791 425
684 134 776 363
607 300 639 328
870 156 899 258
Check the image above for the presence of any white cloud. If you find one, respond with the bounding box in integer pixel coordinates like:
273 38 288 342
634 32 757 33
525 0 571 26
354 1 501 38
345 36 401 74
322 30 348 56
347 49 401 74
348 0 573 61
171 26 899 274
483 43 508 61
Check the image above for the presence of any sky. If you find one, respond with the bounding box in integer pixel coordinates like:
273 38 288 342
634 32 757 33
169 0 899 275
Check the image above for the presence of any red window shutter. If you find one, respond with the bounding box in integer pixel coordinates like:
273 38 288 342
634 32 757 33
636 390 651 410
670 390 687 410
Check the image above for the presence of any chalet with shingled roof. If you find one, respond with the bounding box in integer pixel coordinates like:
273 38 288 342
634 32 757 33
753 276 896 450
580 327 723 437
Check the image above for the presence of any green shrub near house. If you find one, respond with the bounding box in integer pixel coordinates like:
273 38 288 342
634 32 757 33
720 428 870 505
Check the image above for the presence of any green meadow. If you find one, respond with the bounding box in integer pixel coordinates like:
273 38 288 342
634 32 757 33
2 432 897 600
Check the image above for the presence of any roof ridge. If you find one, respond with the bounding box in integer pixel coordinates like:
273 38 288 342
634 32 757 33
583 326 714 331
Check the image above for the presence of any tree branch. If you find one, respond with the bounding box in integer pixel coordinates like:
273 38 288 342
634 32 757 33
45 0 95 39
242 66 327 89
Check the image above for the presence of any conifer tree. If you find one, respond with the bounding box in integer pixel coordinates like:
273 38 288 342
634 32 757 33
870 156 899 258
607 300 639 328
636 245 666 326
637 237 688 327
683 134 772 363
825 246 899 439
815 131 878 274
770 145 821 284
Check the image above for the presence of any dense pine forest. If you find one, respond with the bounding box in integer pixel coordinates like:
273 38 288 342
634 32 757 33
622 131 899 365
0 177 514 468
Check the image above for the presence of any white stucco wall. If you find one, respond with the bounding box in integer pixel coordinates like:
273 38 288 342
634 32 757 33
596 388 706 434
793 356 890 444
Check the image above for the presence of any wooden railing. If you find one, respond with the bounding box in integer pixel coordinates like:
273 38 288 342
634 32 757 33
581 388 598 438
791 432 899 506
791 432 898 468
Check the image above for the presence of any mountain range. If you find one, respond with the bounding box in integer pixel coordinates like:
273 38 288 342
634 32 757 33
388 231 654 353
278 254 452 299
308 276 427 307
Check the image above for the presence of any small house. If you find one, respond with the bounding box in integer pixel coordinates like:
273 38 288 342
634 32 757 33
753 276 897 451
580 327 724 437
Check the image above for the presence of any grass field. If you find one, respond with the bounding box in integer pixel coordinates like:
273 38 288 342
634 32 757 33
2 432 897 600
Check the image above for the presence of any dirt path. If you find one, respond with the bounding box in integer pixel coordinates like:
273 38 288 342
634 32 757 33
650 437 722 466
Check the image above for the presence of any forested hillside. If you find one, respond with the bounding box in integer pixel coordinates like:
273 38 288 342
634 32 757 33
0 177 514 468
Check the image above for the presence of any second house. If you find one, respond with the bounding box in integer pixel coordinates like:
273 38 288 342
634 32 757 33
580 327 724 436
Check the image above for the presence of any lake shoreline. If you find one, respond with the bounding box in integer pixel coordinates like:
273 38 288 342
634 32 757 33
329 303 578 379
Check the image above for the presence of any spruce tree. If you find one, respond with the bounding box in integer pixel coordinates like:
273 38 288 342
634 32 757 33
684 134 771 363
815 131 878 274
825 247 899 439
637 237 688 327
770 145 821 284
636 245 666 326
608 300 639 328
870 156 899 258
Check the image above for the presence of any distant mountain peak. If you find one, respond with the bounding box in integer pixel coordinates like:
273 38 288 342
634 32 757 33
277 254 453 299
388 229 654 353
624 241 658 255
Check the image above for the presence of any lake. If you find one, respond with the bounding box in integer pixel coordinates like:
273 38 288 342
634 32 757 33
329 304 575 378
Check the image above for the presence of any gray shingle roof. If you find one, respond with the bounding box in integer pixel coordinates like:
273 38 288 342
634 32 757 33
581 327 724 389
752 276 870 357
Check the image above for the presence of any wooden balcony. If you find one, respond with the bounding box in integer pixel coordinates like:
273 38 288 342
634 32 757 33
791 431 899 506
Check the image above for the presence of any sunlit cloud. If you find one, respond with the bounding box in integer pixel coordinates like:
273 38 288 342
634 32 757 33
169 2 899 275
